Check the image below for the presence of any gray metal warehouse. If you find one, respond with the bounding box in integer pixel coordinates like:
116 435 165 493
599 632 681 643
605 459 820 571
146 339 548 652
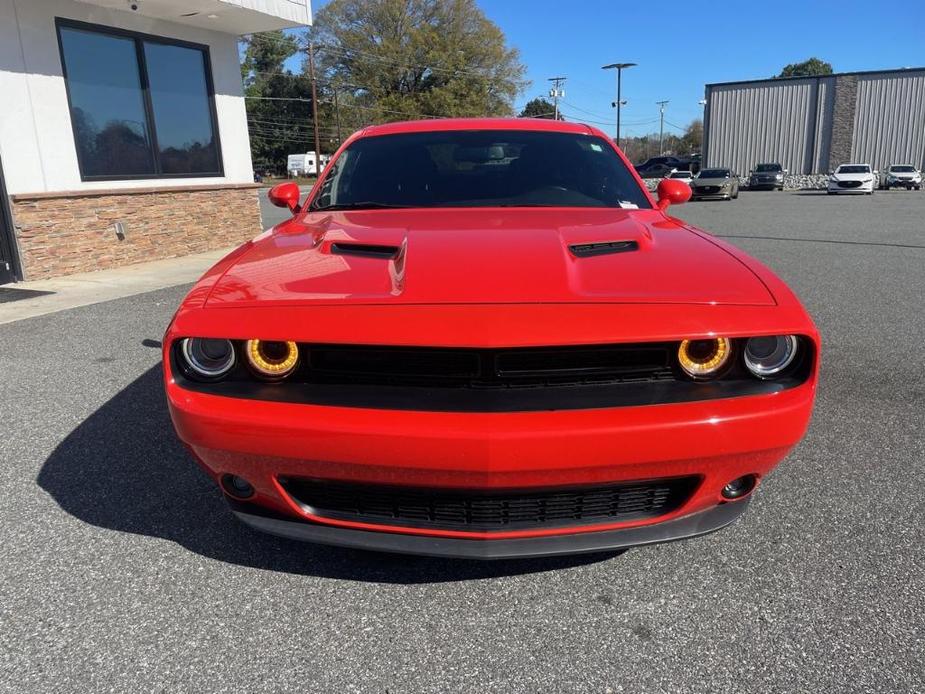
702 67 925 175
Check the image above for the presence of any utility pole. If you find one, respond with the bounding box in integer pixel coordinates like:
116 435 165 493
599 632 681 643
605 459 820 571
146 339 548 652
656 100 669 154
602 62 636 148
547 76 566 119
307 42 322 174
333 85 342 144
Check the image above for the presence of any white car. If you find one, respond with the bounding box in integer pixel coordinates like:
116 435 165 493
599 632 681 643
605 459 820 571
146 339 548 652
667 170 695 185
880 164 922 190
827 164 877 195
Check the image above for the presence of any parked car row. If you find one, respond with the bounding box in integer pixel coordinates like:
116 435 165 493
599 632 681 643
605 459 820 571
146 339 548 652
653 159 923 201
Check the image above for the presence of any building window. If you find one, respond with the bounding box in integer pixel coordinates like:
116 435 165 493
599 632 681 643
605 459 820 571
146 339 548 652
56 19 223 180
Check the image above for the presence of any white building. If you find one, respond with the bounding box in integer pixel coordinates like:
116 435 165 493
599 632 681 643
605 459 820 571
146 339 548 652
0 0 311 282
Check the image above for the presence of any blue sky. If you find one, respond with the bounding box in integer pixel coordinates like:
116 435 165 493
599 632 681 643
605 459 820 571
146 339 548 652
308 0 925 137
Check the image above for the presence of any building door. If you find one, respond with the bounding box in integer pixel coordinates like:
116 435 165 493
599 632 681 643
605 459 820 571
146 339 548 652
0 154 21 284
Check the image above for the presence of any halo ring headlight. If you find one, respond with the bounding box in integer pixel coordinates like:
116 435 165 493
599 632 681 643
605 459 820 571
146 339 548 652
180 338 236 380
245 339 299 379
744 335 798 378
678 337 732 379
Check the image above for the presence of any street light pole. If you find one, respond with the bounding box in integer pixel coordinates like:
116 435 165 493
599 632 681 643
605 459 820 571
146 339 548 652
602 62 636 148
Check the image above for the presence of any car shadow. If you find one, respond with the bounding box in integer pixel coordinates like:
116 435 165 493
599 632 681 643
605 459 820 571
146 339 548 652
37 365 619 583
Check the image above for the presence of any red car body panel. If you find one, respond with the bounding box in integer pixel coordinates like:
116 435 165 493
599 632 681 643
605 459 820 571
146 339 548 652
163 118 819 558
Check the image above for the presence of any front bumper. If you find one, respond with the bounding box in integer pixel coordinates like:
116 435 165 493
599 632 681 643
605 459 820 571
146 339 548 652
233 498 751 559
690 189 732 199
827 181 873 193
168 375 814 553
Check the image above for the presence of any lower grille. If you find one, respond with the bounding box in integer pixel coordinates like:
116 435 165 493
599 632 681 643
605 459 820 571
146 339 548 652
279 476 700 532
838 180 862 188
697 186 720 194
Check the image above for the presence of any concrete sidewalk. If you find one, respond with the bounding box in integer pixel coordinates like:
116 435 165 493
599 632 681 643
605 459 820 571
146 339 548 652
0 247 234 325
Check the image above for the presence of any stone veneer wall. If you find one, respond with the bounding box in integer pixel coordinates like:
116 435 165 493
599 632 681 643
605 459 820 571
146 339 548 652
10 184 262 280
827 74 858 171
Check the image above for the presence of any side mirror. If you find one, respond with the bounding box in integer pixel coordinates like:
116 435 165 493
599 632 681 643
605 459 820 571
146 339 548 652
828 170 834 175
268 182 301 214
656 178 692 210
783 169 789 175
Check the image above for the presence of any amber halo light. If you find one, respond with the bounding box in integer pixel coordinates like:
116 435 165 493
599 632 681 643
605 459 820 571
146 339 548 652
677 337 732 379
245 339 300 379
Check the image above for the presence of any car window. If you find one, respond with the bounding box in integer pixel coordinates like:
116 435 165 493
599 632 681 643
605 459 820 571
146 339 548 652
890 165 916 172
311 130 651 210
698 169 729 178
837 165 870 174
755 164 781 172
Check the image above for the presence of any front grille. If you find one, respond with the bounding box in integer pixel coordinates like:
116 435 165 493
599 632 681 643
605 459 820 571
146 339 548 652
697 186 720 194
304 343 673 388
838 180 862 188
279 476 700 531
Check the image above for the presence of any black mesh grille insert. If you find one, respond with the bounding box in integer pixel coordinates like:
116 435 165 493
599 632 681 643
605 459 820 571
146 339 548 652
305 343 673 388
279 476 700 531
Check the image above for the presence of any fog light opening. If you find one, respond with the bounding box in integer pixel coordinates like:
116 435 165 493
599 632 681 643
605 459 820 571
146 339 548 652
722 474 757 500
221 474 255 499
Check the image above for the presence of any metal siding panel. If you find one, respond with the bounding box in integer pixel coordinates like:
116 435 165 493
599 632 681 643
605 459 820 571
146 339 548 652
852 71 925 170
813 77 835 172
704 79 817 174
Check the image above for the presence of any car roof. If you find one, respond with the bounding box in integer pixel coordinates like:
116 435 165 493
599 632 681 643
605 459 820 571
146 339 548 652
358 117 598 138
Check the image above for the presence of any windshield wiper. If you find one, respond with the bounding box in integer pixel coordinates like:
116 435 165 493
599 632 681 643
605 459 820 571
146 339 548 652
311 201 411 211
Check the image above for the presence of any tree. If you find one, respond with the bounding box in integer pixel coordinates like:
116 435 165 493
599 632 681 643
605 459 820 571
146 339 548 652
777 58 833 78
308 0 527 127
240 31 314 173
681 119 702 153
519 97 561 119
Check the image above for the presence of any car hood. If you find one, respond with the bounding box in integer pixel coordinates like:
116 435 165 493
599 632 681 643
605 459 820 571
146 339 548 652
831 172 872 181
691 177 730 186
205 208 774 307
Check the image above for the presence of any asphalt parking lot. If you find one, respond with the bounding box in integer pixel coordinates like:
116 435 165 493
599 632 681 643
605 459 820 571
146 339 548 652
2 189 924 692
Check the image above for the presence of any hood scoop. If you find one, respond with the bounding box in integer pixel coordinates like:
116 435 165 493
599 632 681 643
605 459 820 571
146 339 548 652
569 240 639 258
331 242 401 259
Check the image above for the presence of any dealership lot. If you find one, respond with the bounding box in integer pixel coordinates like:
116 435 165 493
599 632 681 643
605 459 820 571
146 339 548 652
1 191 923 692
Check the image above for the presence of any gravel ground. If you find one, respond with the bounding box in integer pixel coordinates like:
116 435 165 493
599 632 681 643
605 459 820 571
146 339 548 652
2 190 924 692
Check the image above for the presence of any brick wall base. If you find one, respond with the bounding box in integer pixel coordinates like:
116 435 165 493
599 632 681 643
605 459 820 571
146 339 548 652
10 183 262 280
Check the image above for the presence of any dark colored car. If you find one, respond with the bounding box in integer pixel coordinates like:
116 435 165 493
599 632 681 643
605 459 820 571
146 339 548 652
635 156 687 179
748 163 785 191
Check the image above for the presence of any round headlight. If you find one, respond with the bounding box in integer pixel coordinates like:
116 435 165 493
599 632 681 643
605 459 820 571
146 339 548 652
245 339 299 379
744 335 798 378
677 337 732 379
180 337 236 380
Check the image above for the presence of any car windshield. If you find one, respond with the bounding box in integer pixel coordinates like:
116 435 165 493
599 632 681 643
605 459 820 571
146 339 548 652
837 165 870 174
310 130 651 210
890 165 916 172
755 164 781 172
698 169 729 178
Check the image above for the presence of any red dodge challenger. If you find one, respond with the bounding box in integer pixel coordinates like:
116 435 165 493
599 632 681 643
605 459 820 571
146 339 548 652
163 118 818 559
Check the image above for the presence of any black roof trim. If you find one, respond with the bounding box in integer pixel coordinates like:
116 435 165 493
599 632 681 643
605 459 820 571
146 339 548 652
705 66 925 89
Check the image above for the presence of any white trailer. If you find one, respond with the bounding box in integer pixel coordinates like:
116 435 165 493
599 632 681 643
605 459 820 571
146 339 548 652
287 152 330 177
